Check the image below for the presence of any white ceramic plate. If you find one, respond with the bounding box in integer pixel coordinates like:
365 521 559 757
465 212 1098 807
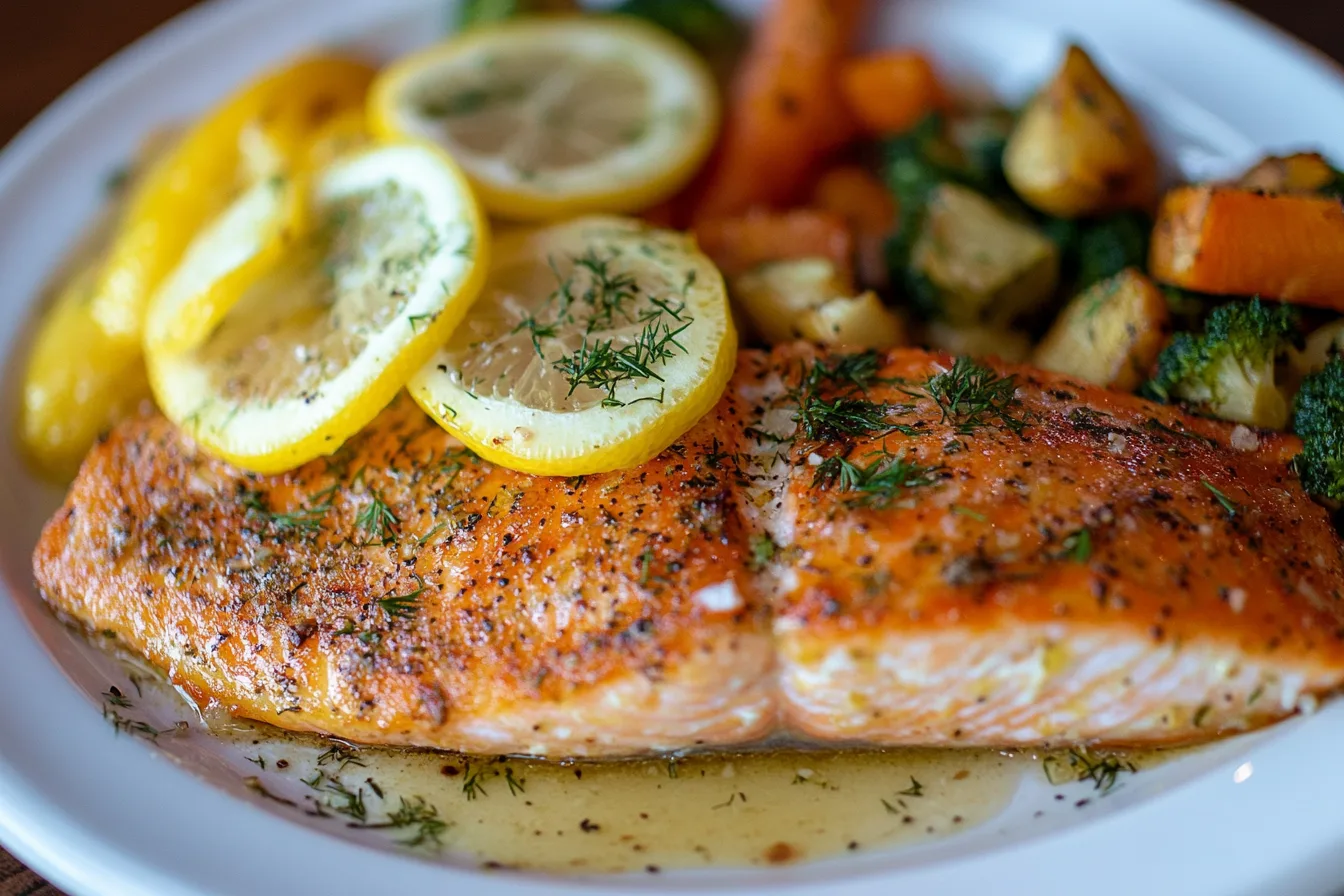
4 0 1344 893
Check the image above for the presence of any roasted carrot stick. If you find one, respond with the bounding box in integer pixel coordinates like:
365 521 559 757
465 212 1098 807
693 208 854 281
690 0 864 222
811 165 896 285
1150 185 1344 310
839 51 945 136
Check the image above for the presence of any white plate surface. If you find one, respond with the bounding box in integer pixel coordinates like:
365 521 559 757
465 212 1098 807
3 1 1344 894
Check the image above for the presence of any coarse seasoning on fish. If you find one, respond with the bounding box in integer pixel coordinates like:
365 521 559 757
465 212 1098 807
33 347 1344 756
746 345 1344 747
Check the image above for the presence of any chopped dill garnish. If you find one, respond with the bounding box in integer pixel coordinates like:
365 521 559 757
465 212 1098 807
462 764 489 800
791 350 912 442
812 449 943 509
1064 527 1093 562
407 312 437 332
553 316 690 407
922 356 1027 435
881 798 901 815
317 744 366 771
102 685 132 708
416 521 449 546
358 796 449 849
103 702 183 740
241 488 333 535
356 488 400 545
950 505 987 522
1202 479 1238 518
504 767 526 796
748 532 777 571
1042 748 1137 794
321 779 367 822
378 586 424 620
897 777 924 797
795 396 901 442
638 547 654 586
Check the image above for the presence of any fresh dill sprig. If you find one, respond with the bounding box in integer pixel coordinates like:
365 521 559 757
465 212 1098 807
794 396 900 442
1064 527 1093 562
553 316 690 407
791 351 913 442
812 449 943 509
241 488 332 534
462 764 489 800
355 488 400 545
923 356 1027 435
378 586 424 620
102 685 132 708
1042 748 1137 794
317 744 366 772
322 779 368 822
897 776 924 797
747 532 777 572
359 796 449 849
1202 479 1238 518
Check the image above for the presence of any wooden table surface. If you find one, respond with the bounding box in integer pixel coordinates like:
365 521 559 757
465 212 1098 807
2 0 1343 893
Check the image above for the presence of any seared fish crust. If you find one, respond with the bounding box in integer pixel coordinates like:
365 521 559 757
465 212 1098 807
34 347 1344 755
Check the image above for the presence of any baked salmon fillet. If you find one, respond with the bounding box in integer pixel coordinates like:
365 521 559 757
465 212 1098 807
33 393 774 757
33 347 1344 755
741 345 1344 747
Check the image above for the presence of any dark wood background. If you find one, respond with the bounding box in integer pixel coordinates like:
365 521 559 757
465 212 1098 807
2 0 1342 145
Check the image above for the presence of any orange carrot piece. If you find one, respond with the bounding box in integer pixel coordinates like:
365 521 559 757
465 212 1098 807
811 165 895 286
694 208 854 281
811 166 896 239
839 51 945 136
1150 185 1344 310
690 0 865 223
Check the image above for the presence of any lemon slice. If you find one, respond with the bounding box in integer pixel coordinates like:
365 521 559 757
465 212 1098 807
408 215 735 475
94 56 375 342
369 17 719 221
142 173 302 354
147 142 488 474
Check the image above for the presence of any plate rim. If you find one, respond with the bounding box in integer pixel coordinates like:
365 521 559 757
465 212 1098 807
4 0 1344 894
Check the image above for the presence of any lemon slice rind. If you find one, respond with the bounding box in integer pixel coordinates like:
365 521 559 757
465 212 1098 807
369 17 719 221
408 216 735 475
148 142 489 474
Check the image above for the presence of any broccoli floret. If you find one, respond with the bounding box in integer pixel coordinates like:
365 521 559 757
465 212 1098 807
613 0 745 77
1143 297 1302 429
1292 355 1344 501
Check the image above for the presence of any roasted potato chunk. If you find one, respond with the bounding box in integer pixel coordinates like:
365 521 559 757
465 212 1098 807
795 291 905 349
732 257 851 344
909 183 1059 327
1033 267 1170 391
1003 45 1158 219
1239 152 1339 195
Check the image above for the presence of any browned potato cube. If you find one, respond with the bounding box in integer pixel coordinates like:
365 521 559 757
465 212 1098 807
1003 45 1158 219
1033 267 1170 390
